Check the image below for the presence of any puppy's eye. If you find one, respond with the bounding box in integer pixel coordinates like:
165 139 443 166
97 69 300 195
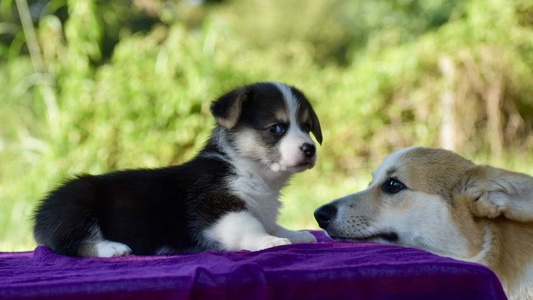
268 124 287 137
382 178 406 194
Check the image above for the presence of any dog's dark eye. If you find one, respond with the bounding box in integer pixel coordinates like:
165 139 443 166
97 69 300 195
268 124 286 137
382 178 406 194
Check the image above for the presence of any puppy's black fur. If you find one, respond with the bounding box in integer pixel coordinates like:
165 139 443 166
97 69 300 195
34 156 245 255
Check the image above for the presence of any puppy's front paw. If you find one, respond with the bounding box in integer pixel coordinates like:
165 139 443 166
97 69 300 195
95 241 132 258
286 230 317 244
256 236 291 250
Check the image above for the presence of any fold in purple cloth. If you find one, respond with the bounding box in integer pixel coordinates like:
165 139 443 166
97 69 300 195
0 231 506 300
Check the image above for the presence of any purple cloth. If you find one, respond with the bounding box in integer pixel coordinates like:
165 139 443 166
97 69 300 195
0 231 506 300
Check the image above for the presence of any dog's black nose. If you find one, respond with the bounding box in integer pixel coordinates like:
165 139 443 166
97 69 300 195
300 143 316 158
314 204 337 229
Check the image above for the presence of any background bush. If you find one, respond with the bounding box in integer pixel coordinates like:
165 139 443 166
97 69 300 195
1 0 532 250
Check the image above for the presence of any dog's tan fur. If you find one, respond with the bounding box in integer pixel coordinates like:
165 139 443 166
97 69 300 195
317 146 533 299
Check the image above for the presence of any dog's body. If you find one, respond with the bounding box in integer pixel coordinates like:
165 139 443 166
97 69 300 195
315 147 533 299
34 81 322 257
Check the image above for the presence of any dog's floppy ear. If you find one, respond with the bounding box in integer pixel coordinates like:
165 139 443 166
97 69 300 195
309 107 323 145
461 165 533 222
210 86 251 129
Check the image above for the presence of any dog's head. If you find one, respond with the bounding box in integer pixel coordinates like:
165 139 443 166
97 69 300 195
315 146 533 259
210 82 322 173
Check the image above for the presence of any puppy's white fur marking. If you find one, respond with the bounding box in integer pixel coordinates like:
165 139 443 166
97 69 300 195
211 128 289 237
276 126 315 171
272 82 316 172
219 155 317 247
272 225 317 243
79 240 132 258
94 241 132 257
76 226 132 257
204 211 290 251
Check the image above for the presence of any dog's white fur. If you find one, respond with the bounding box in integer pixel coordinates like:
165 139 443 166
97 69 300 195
318 146 533 299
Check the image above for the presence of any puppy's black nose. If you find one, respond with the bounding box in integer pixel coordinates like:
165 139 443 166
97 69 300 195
300 143 316 158
314 204 337 229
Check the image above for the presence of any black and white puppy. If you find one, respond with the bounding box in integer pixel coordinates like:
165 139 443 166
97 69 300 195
33 82 322 257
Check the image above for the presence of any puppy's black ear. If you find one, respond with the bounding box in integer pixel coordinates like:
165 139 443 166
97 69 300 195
210 86 251 129
309 107 323 145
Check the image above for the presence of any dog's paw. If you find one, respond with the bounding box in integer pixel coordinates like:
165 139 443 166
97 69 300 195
255 236 291 250
285 230 317 244
94 241 132 258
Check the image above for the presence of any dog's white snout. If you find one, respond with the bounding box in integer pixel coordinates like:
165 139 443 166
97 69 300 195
277 128 317 171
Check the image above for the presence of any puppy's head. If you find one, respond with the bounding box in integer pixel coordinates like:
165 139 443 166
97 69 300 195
210 82 322 173
314 146 520 258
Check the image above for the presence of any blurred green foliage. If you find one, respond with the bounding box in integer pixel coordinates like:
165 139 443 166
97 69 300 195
1 0 532 251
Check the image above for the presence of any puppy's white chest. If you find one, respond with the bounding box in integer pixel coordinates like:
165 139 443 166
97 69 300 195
228 174 282 232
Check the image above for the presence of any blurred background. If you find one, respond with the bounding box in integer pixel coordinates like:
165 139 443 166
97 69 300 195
1 0 532 251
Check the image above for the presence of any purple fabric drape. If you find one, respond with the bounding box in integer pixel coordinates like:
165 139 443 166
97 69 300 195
0 231 506 299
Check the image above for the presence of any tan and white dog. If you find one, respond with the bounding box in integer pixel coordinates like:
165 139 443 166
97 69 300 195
315 146 533 299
